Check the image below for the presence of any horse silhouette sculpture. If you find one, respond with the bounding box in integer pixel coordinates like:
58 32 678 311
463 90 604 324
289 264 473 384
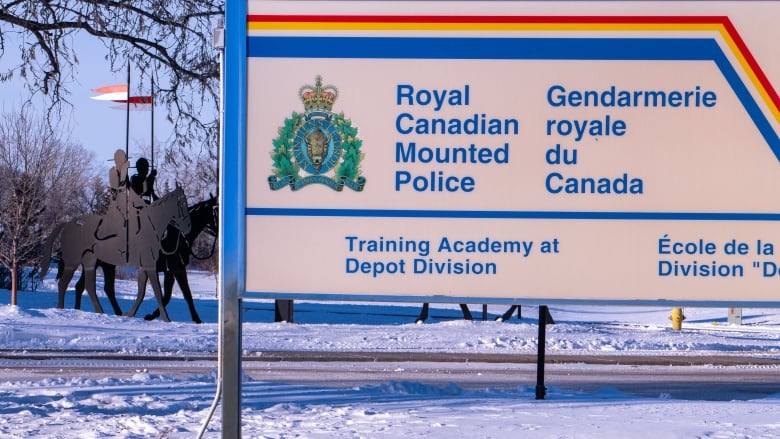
56 258 122 316
40 184 191 322
69 195 217 323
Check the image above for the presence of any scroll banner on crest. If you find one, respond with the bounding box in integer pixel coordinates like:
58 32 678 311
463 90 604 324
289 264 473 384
237 0 780 306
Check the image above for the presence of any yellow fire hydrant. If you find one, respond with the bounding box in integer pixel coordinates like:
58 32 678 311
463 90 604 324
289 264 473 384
669 307 686 331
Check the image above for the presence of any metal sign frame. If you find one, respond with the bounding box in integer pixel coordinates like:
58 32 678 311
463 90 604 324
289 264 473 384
221 1 780 435
237 1 780 307
221 1 246 436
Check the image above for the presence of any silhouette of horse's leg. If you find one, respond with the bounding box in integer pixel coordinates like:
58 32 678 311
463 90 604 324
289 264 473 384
145 270 173 321
163 270 175 304
146 269 171 322
83 268 105 314
74 271 85 310
146 270 201 323
124 272 148 318
73 261 122 316
174 270 202 323
57 268 76 309
76 264 121 315
101 263 122 316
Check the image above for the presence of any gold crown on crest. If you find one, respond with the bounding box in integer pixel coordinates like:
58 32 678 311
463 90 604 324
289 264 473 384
299 75 339 112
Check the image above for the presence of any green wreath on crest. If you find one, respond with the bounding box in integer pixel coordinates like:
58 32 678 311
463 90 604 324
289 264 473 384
270 112 364 184
332 113 363 181
270 112 303 180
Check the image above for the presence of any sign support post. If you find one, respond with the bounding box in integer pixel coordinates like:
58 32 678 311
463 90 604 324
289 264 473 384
536 305 555 400
221 0 246 436
229 0 780 430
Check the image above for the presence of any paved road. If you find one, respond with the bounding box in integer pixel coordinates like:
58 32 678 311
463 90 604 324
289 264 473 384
1 351 778 401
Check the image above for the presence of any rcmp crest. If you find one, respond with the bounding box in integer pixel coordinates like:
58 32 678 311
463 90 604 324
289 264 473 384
269 75 366 191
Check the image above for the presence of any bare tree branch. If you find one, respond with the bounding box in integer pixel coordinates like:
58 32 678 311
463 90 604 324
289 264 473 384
0 0 223 185
0 107 98 302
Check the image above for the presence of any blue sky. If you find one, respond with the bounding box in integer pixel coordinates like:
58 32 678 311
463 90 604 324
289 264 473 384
0 32 169 168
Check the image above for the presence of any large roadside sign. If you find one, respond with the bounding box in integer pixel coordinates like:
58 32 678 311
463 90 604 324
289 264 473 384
226 1 780 307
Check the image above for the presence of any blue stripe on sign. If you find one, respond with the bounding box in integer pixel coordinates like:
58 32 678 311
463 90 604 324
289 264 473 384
248 36 715 60
248 35 780 160
245 207 780 222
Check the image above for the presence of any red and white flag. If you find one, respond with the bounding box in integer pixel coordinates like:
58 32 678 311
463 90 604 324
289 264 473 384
91 84 128 101
109 95 153 111
92 71 157 164
91 84 153 110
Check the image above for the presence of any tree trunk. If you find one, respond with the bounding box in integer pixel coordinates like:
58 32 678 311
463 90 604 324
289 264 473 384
10 259 17 306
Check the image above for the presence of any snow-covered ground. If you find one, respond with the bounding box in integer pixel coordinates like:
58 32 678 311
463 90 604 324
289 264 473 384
1 271 780 438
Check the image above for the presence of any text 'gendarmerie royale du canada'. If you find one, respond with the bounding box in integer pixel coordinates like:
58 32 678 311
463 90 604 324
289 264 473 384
391 83 717 195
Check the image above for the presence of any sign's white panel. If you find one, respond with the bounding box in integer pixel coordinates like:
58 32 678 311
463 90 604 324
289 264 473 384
242 1 780 303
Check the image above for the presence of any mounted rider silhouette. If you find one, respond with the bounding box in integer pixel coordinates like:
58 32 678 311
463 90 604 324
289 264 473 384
100 149 152 262
130 157 158 203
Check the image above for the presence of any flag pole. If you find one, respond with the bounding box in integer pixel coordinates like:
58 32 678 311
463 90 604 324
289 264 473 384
151 74 155 170
125 62 131 160
124 61 131 264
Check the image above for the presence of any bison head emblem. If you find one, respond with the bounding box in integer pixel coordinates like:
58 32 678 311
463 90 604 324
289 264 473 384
305 128 330 173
